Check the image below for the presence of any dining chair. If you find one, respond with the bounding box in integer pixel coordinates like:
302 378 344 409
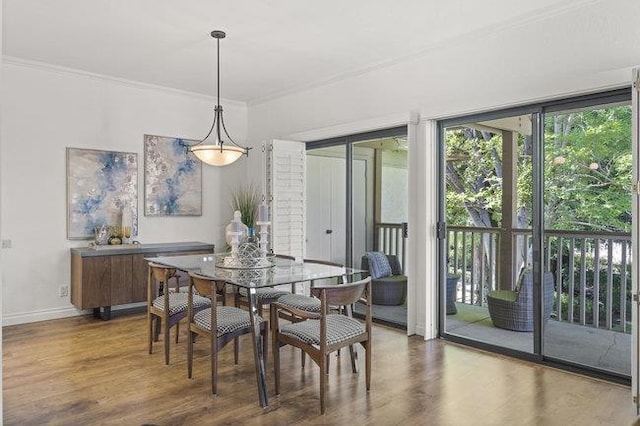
276 259 348 368
234 254 295 316
147 262 210 365
187 272 269 395
271 276 372 414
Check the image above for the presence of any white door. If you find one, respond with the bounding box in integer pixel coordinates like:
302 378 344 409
305 154 346 263
306 152 368 265
306 155 334 260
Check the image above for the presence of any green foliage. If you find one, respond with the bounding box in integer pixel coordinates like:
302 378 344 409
445 105 632 233
230 183 260 229
544 106 632 232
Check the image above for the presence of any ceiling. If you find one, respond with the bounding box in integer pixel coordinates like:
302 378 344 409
4 0 595 104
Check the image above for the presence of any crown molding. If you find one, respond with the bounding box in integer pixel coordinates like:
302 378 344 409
2 55 247 108
248 0 599 107
286 111 419 142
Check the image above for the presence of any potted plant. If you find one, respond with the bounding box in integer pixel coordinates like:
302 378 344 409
230 183 261 237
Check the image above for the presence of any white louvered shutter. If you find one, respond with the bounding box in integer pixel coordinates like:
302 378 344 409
265 139 306 260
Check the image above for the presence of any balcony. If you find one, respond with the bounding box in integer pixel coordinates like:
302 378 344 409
446 226 632 376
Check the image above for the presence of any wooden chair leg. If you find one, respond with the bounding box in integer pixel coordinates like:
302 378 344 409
175 320 180 344
164 316 170 365
234 337 240 364
148 313 153 354
187 329 194 378
349 344 358 374
365 342 371 391
320 352 327 414
211 336 218 395
301 350 306 368
154 317 161 342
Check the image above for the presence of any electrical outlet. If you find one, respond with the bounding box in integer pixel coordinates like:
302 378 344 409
58 285 69 298
1 239 11 248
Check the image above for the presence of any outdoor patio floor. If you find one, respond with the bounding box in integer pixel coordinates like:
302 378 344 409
354 301 407 329
446 303 631 377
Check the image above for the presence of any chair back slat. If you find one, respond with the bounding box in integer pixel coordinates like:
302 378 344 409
189 273 217 302
148 262 176 282
310 277 370 306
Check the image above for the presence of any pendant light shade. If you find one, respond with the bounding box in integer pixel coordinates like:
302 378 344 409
191 141 245 166
189 30 250 166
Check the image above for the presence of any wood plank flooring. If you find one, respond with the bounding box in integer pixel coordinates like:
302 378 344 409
3 310 640 425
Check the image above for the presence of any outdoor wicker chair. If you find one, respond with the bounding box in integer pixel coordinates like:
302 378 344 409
486 271 554 332
361 254 407 306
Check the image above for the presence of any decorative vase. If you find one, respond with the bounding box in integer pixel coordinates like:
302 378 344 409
94 225 110 245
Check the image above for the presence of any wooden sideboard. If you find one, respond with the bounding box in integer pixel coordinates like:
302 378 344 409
71 242 215 320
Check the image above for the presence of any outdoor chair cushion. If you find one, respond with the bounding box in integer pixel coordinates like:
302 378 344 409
364 251 392 279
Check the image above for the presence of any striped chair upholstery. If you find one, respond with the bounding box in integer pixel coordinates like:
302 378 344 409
276 293 321 313
152 292 209 316
193 306 263 337
280 314 364 346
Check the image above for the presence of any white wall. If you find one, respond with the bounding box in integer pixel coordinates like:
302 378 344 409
246 0 640 337
0 60 248 325
381 150 407 224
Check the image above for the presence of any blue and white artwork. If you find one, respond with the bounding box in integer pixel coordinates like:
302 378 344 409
144 135 202 216
67 148 138 239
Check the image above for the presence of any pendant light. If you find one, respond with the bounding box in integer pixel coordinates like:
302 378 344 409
189 30 250 166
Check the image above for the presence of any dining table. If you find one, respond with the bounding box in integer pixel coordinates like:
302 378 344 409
146 253 364 409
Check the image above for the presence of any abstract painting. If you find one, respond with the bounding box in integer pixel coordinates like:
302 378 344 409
144 135 202 216
67 148 138 239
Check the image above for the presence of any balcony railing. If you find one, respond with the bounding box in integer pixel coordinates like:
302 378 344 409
448 226 632 333
375 222 407 271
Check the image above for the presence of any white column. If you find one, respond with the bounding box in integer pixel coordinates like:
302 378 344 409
406 115 438 339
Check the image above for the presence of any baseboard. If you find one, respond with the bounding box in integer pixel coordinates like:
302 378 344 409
3 306 83 326
2 302 146 326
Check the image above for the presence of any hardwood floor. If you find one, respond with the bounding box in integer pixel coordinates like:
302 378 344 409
3 309 639 425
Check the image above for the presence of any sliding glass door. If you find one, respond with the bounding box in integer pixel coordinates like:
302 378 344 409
439 89 633 380
542 100 633 377
441 111 536 353
306 127 408 328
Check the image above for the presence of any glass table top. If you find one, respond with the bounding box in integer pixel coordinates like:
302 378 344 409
146 254 363 289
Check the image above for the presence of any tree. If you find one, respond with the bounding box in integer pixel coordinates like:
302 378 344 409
445 105 632 234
